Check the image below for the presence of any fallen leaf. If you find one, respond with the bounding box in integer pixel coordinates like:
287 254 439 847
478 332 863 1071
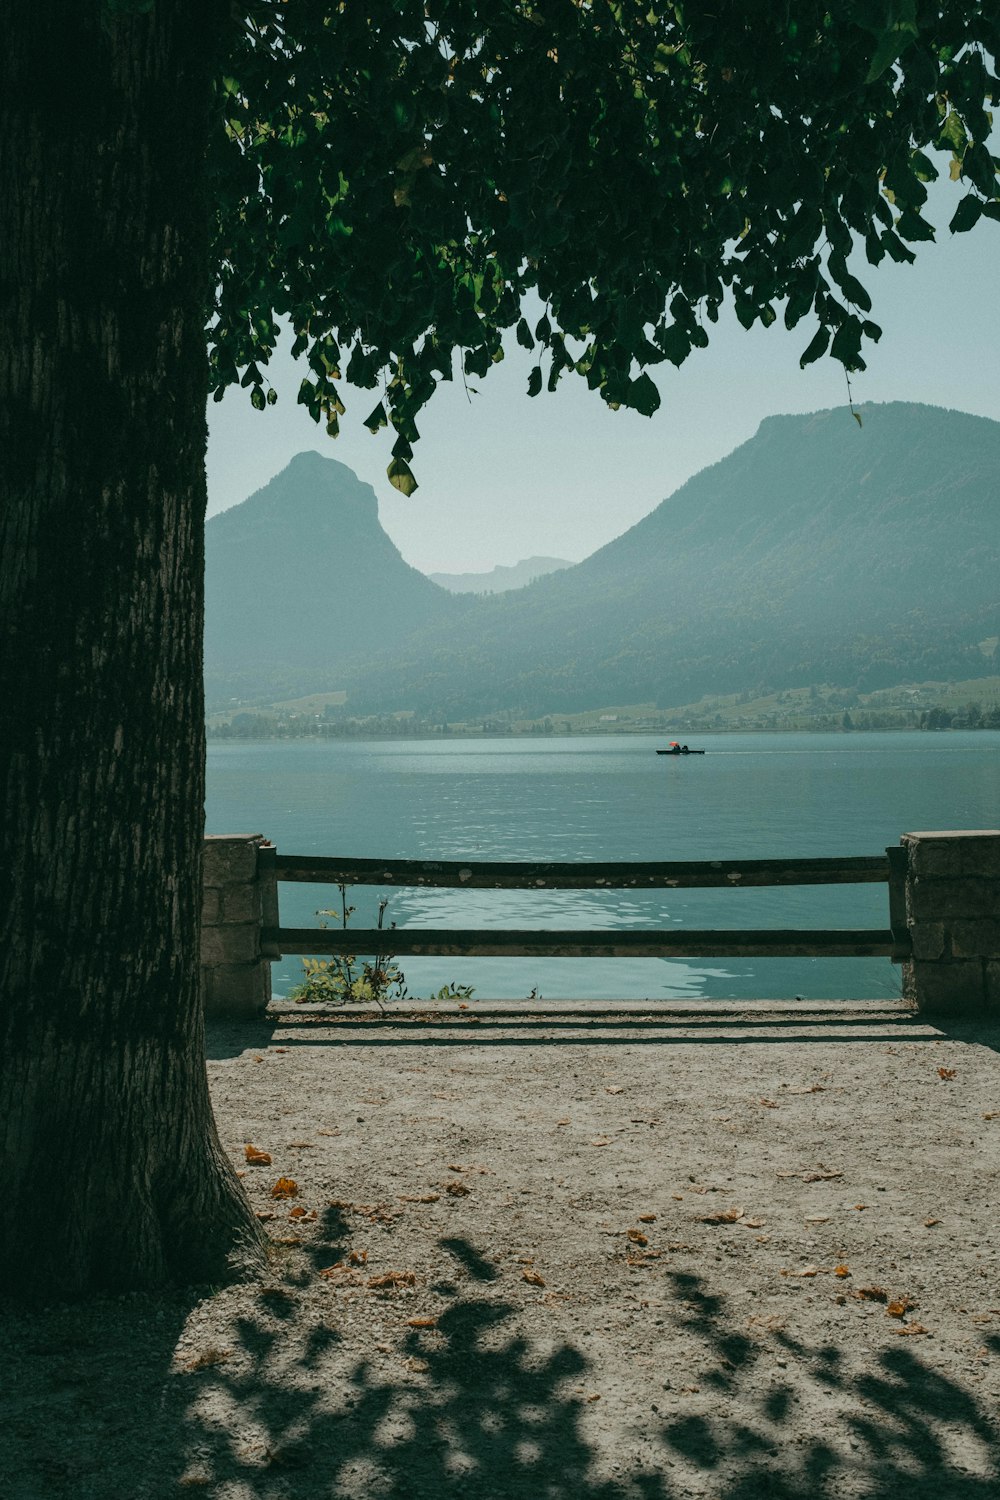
522 1269 546 1287
887 1297 917 1319
274 1236 301 1246
700 1206 744 1224
983 1111 999 1120
369 1270 417 1289
803 1170 843 1183
805 1215 831 1224
399 1193 441 1203
348 1249 368 1266
742 1217 766 1229
671 1193 684 1201
853 1204 869 1212
445 1180 470 1197
785 1265 820 1278
271 1177 299 1198
924 1217 941 1227
605 1086 624 1095
407 1316 437 1328
748 1314 786 1331
892 1322 930 1336
759 1099 779 1109
272 1047 288 1053
626 1230 649 1245
405 1356 429 1371
254 1211 275 1221
638 1213 657 1223
585 1393 601 1403
244 1144 272 1166
317 1128 340 1136
289 1207 317 1221
447 1163 465 1172
590 1138 610 1148
556 1118 570 1127
834 1264 851 1278
937 1067 956 1080
183 1348 232 1373
853 1285 888 1303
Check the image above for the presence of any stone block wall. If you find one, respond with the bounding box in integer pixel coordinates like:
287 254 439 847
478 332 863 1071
202 834 272 1019
901 830 1000 1017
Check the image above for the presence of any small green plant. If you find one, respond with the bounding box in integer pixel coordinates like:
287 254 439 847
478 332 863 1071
432 981 476 1001
288 888 408 1009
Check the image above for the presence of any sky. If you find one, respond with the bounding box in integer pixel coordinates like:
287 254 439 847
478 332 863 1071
206 181 1000 575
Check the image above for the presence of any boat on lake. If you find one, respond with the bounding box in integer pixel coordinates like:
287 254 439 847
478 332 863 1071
656 742 705 755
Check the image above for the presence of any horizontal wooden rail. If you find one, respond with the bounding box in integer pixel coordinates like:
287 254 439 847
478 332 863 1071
271 853 890 890
265 927 899 960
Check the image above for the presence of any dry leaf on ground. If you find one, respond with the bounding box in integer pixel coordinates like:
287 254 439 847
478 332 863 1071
626 1230 649 1245
244 1144 271 1165
445 1180 470 1197
937 1067 956 1080
835 1264 851 1278
892 1322 930 1336
271 1177 298 1198
590 1138 611 1148
399 1193 440 1204
522 1269 546 1286
700 1206 744 1224
638 1213 657 1223
369 1271 417 1289
853 1285 888 1303
887 1297 917 1319
407 1316 437 1329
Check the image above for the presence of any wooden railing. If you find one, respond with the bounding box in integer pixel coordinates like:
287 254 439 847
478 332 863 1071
258 847 912 964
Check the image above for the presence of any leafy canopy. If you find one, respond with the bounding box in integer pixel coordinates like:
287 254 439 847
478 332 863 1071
210 2 1000 492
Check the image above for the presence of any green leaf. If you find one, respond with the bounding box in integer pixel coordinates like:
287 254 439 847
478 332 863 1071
656 323 690 366
896 208 935 242
853 410 863 428
799 325 830 368
387 458 418 496
624 372 661 416
364 401 388 433
949 195 983 234
830 315 864 370
391 432 413 460
527 366 542 398
516 318 534 350
250 385 266 411
962 143 997 197
266 387 277 406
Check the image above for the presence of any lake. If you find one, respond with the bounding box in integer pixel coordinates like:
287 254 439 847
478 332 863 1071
205 731 999 1002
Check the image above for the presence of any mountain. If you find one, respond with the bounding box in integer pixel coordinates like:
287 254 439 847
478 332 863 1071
340 402 1000 717
204 451 464 705
429 557 572 593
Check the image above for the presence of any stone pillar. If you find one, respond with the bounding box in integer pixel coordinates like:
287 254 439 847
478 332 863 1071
901 830 1000 1017
201 834 272 1019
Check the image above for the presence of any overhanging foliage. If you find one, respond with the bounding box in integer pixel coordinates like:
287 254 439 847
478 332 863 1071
210 2 1000 491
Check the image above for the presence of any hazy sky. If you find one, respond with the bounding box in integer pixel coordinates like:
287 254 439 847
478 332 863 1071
206 182 1000 574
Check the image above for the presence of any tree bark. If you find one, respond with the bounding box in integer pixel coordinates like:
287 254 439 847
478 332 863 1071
0 2 264 1297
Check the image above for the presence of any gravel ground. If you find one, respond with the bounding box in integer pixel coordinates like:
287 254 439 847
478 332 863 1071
3 999 1000 1500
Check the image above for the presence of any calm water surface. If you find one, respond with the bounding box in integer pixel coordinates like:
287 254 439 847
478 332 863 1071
205 732 999 1001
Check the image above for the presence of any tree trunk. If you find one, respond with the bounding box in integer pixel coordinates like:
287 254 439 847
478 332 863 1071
0 3 264 1297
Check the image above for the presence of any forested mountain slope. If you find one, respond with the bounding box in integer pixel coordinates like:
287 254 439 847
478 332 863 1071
204 451 465 704
343 402 1000 717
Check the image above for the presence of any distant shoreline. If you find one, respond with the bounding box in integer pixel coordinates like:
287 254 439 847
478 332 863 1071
207 723 998 744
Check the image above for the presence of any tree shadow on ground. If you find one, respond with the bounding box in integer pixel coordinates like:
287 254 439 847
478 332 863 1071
164 1256 1000 1500
4 1258 999 1499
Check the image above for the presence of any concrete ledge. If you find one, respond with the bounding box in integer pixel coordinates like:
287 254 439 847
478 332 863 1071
201 834 272 1020
901 831 1000 1018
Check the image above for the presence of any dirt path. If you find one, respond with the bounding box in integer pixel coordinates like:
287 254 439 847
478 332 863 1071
3 1001 1000 1499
